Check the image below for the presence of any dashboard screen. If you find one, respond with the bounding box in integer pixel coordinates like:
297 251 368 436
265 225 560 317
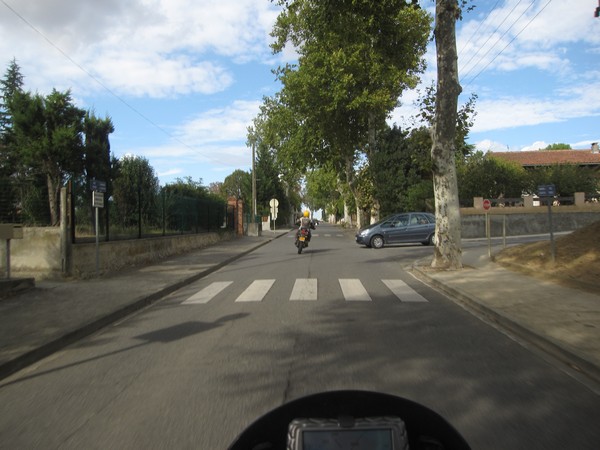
302 429 393 450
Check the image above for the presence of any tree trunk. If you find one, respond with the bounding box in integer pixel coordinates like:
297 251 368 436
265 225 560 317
431 0 462 269
343 201 352 227
46 174 61 226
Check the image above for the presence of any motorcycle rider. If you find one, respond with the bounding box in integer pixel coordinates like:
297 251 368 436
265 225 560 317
295 210 315 245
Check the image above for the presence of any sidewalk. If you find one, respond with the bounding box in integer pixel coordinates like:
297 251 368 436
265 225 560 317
1 230 599 388
0 231 288 380
411 243 600 387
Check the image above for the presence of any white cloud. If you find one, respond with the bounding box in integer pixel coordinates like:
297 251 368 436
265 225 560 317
175 100 262 145
519 140 548 151
0 0 281 98
474 139 512 153
457 1 599 80
471 77 600 134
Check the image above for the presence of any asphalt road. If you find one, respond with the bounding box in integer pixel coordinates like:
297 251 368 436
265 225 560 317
0 223 597 449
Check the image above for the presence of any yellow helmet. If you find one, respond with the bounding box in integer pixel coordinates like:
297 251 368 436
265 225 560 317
303 210 309 217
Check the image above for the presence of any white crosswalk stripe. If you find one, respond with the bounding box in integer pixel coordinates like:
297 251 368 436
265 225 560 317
290 278 318 301
235 279 275 302
180 278 429 304
339 278 372 301
182 281 232 304
383 279 428 302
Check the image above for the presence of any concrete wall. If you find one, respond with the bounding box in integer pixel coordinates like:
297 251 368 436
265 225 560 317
1 229 234 280
0 227 63 278
460 206 600 238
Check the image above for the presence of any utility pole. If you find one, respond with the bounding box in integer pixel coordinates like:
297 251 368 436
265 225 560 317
252 142 257 222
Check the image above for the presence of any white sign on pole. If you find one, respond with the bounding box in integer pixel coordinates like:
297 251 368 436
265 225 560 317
92 191 104 208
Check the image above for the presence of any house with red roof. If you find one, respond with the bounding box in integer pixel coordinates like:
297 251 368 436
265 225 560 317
490 143 600 171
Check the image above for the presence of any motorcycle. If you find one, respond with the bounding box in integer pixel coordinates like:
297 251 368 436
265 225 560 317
295 227 310 254
228 390 471 450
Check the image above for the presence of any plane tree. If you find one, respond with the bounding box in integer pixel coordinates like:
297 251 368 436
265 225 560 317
429 0 474 269
268 0 431 227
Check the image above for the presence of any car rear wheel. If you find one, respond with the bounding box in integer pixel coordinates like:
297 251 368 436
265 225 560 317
421 233 434 246
370 235 384 249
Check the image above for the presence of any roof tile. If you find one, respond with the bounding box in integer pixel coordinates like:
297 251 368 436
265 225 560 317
490 149 600 166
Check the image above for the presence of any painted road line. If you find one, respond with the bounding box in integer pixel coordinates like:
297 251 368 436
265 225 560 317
236 279 276 302
339 279 372 301
382 279 428 302
290 278 318 301
182 281 233 304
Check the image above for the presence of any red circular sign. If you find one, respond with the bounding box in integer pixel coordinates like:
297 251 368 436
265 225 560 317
483 199 491 211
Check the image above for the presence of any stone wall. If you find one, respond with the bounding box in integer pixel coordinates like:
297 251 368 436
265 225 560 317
1 229 234 280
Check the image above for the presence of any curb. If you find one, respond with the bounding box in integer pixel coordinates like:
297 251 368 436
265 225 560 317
411 265 600 387
0 277 35 300
0 235 282 381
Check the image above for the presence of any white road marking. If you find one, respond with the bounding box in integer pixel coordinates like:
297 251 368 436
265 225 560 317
339 279 372 301
382 279 428 302
181 279 430 305
235 279 275 302
290 278 318 301
182 281 233 304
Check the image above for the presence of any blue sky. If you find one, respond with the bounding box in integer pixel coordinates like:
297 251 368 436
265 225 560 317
1 0 599 187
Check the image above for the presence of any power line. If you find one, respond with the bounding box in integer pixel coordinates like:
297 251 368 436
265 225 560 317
457 0 502 58
459 0 527 78
462 0 553 90
0 0 226 167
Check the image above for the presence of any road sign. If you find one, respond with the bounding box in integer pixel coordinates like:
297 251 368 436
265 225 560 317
90 179 107 193
92 191 104 208
483 199 491 211
269 198 279 208
537 184 556 197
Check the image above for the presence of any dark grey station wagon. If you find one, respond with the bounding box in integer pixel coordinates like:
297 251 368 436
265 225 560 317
355 212 436 249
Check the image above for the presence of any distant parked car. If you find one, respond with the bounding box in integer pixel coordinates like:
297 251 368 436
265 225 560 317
355 212 436 249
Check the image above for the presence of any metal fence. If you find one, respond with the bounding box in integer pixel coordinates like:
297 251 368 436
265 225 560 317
0 179 236 241
70 181 235 242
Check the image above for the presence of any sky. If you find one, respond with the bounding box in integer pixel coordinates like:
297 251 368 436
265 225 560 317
1 0 599 187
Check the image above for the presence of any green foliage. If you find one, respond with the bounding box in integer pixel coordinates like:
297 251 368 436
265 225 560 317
414 83 477 160
459 152 529 199
9 88 86 224
403 180 434 212
365 125 434 216
268 0 432 208
545 143 572 150
163 177 207 199
527 165 598 196
255 144 287 216
83 112 114 183
304 165 341 214
221 169 252 205
0 58 24 140
112 155 160 228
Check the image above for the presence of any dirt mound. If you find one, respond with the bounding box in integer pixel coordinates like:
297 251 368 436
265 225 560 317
494 220 600 293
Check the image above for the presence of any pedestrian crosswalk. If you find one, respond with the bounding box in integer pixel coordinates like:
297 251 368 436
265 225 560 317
181 278 428 305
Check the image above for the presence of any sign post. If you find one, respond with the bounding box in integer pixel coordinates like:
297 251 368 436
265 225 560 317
538 184 556 263
91 180 106 276
483 199 491 258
